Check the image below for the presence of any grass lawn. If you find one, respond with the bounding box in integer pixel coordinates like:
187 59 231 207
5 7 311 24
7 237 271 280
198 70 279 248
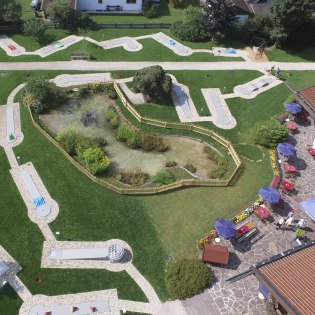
0 70 299 309
280 71 315 90
265 45 315 62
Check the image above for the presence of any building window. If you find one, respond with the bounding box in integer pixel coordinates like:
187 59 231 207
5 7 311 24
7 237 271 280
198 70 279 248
126 0 136 3
98 0 102 3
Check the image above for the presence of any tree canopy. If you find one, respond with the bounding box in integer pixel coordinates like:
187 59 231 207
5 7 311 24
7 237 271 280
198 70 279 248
252 119 289 148
133 66 172 100
165 258 213 300
23 19 45 44
0 0 22 25
202 0 237 38
270 0 315 47
171 6 208 42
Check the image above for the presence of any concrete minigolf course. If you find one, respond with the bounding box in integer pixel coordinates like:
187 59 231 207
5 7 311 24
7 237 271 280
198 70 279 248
53 73 112 87
0 35 25 56
101 36 142 52
6 107 16 143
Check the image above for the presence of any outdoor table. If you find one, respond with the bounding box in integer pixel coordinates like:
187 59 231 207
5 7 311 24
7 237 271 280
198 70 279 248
280 180 294 191
256 206 270 219
238 225 250 235
285 121 297 131
307 148 315 156
284 163 297 173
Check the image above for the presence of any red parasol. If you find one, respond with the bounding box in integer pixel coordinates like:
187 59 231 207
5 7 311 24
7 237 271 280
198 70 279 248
256 206 270 218
285 121 297 130
307 148 315 156
284 163 297 173
280 180 294 191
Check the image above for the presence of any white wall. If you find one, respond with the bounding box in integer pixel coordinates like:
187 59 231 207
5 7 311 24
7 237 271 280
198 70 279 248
76 0 143 12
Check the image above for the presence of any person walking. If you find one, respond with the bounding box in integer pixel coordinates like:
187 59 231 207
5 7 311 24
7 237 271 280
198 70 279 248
275 67 280 77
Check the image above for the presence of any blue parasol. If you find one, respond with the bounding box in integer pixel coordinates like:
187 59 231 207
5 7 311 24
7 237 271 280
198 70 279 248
277 142 297 157
214 218 236 239
284 103 302 114
258 186 280 204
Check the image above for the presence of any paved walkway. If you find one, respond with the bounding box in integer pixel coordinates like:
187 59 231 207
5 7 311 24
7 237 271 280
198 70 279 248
1 61 315 71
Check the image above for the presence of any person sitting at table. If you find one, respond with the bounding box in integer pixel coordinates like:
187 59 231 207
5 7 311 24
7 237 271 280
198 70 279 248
285 216 294 226
275 218 285 229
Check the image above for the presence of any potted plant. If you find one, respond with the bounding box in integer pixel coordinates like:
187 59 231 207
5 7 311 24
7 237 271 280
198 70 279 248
295 228 305 240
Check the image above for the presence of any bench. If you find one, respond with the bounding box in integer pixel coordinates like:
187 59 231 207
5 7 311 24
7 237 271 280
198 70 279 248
70 54 89 60
237 227 259 243
106 5 122 11
234 221 254 239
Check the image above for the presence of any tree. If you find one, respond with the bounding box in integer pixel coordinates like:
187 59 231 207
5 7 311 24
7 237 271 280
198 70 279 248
23 19 45 44
80 147 110 175
165 258 213 299
202 0 237 39
252 120 288 148
25 76 56 105
133 66 172 100
0 0 22 25
270 0 315 47
46 0 75 24
171 6 208 42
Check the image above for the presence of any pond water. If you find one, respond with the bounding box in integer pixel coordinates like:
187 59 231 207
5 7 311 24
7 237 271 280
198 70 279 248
40 94 217 178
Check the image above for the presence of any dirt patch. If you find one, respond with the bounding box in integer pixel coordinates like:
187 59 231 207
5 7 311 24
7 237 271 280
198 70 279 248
245 47 269 62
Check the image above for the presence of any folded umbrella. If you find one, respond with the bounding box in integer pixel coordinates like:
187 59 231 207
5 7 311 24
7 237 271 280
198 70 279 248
280 180 294 191
256 206 270 218
284 163 297 173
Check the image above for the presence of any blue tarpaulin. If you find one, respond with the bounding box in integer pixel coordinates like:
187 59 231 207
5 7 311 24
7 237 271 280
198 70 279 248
300 197 315 221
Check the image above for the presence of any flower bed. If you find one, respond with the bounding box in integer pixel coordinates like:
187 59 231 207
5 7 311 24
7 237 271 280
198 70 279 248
269 150 282 189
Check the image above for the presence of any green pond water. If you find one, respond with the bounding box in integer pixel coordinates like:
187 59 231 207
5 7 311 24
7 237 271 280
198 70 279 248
40 94 216 178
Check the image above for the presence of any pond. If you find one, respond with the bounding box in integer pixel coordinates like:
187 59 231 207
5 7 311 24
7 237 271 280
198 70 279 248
40 94 217 178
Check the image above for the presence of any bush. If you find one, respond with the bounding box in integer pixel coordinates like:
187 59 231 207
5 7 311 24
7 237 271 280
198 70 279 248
208 164 227 179
166 161 177 167
80 147 110 175
56 127 82 155
252 119 289 148
90 137 107 147
153 170 176 186
185 163 197 173
155 137 168 152
105 107 116 121
30 100 48 115
117 125 135 142
90 82 104 93
142 4 157 18
115 170 149 186
133 65 172 100
170 6 208 42
165 258 212 300
108 90 117 99
110 116 119 128
78 87 90 97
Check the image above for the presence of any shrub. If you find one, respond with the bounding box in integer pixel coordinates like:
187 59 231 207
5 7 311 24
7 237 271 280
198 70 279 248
126 132 139 149
117 125 134 142
165 258 212 300
78 87 90 97
208 164 227 179
295 228 305 238
133 65 172 100
105 107 116 121
80 147 110 175
204 146 216 160
90 82 104 93
153 170 176 186
185 163 197 173
252 119 289 148
90 137 107 147
142 4 157 18
115 170 149 186
56 127 82 155
166 161 177 167
110 116 119 128
170 6 208 42
108 90 117 99
155 137 168 152
30 100 48 114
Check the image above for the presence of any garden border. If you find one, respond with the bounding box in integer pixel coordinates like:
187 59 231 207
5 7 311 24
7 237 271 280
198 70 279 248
26 83 243 195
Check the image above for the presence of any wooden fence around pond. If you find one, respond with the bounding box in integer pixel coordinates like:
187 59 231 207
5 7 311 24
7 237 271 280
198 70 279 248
26 82 243 195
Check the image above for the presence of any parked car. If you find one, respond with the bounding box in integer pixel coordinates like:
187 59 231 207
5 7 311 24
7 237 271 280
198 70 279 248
31 0 40 9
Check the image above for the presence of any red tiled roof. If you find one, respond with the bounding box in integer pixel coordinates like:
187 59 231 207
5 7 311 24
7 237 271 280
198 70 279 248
256 244 315 314
300 86 315 109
